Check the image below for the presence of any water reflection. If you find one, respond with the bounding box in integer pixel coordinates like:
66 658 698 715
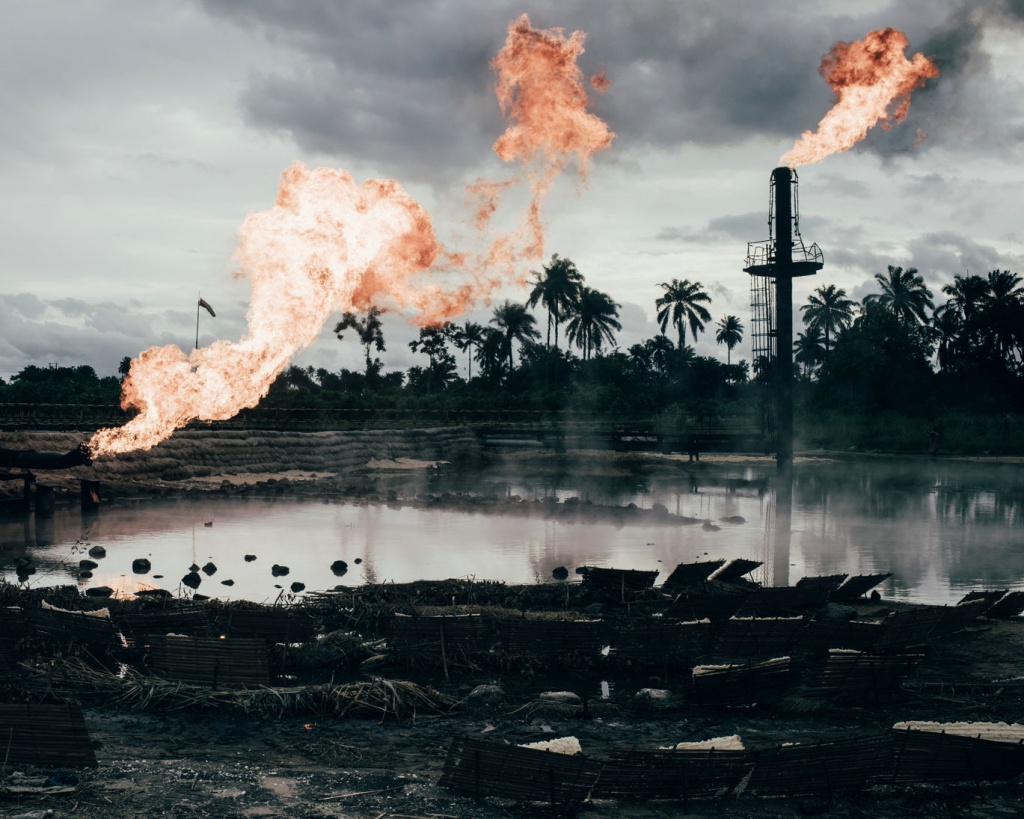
1 457 1022 604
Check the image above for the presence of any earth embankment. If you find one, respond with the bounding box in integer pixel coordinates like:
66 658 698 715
1 427 480 489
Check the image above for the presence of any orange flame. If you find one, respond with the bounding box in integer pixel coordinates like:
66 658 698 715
779 28 938 167
89 14 612 456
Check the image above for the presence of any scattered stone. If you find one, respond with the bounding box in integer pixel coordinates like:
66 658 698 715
202 562 217 576
221 579 235 586
466 684 505 706
182 571 202 589
244 555 257 562
79 559 99 570
189 563 200 573
651 502 669 517
539 691 582 705
634 688 673 704
271 564 290 577
136 589 171 599
88 546 106 558
290 582 305 593
78 571 93 579
331 560 348 576
153 575 163 579
719 515 746 524
354 558 363 564
132 558 152 574
86 586 113 598
193 593 210 602
552 566 569 581
702 520 721 532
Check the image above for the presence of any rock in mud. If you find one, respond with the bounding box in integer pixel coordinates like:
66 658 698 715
634 688 673 704
202 562 217 576
221 579 235 586
719 515 746 524
88 546 106 558
244 554 257 562
86 586 113 598
331 560 348 576
539 691 582 705
290 581 305 593
551 566 569 580
79 559 98 570
78 571 93 579
466 684 505 706
271 564 290 577
132 558 152 574
189 563 200 573
182 571 202 589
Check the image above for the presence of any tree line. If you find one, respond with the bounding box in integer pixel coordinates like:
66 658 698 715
3 258 1023 447
265 254 749 416
794 266 1024 414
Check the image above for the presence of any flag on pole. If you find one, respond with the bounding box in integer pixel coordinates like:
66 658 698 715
198 298 216 317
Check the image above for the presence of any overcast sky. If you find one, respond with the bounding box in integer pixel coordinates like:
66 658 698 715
2 0 1023 382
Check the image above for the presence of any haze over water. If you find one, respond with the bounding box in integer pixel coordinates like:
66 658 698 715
1 457 1021 605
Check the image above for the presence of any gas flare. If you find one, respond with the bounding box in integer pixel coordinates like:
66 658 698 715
779 28 938 167
89 14 612 456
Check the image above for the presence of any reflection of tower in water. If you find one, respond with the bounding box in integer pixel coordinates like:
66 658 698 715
762 468 793 587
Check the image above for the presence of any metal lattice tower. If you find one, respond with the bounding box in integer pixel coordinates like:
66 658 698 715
744 167 823 469
749 269 776 443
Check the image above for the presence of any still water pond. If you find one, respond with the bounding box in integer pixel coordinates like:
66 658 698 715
2 457 1023 605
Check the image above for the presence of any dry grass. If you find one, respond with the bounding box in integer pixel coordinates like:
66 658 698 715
22 657 459 719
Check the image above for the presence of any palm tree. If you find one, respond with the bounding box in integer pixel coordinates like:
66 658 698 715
866 265 933 326
931 302 963 372
647 334 675 376
655 278 712 349
565 287 621 360
475 327 507 384
794 326 826 377
452 321 485 380
334 307 386 379
981 269 1024 364
526 254 583 351
628 343 653 378
942 273 989 324
491 301 540 373
715 315 744 365
800 284 855 353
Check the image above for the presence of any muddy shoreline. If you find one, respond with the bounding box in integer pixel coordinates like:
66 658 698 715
3 434 1024 817
2 575 1024 818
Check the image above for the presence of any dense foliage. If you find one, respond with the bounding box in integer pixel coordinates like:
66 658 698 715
3 257 1024 453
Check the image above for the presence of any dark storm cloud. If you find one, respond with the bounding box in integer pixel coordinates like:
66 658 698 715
4 293 46 319
199 0 1024 177
657 212 767 243
813 172 873 200
906 231 1024 280
860 0 1024 158
0 295 244 381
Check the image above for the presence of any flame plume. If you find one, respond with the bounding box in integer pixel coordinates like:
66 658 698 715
89 14 612 456
780 28 938 168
